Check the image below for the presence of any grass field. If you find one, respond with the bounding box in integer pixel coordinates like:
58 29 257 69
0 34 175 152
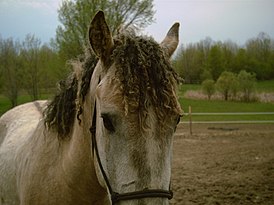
255 79 274 92
180 98 274 122
178 80 274 122
179 79 274 94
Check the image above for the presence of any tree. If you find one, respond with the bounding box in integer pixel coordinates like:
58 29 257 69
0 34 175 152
0 37 21 107
222 40 238 72
37 44 67 91
245 32 274 80
237 70 256 102
206 44 224 81
56 0 155 60
20 34 42 100
173 45 184 78
174 43 205 83
202 79 215 100
233 48 248 73
172 32 274 83
216 71 238 101
200 69 213 81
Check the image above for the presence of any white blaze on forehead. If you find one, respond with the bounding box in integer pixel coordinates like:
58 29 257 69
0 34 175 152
145 128 172 190
140 107 172 190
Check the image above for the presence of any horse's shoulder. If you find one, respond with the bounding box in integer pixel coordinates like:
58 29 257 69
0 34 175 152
0 100 48 204
0 100 47 146
1 100 47 120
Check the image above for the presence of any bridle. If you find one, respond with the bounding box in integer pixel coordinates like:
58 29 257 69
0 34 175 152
89 102 173 204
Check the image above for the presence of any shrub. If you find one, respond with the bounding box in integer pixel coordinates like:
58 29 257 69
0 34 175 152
238 70 257 102
216 71 238 101
202 79 215 100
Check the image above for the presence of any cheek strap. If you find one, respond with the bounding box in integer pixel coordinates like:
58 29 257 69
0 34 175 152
90 102 173 204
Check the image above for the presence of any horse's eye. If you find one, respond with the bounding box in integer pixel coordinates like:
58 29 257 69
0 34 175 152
174 115 181 132
101 114 115 132
176 115 181 125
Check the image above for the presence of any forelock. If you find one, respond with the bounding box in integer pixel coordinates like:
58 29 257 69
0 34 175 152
111 32 181 119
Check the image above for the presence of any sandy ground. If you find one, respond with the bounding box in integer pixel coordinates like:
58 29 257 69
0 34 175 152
171 123 274 205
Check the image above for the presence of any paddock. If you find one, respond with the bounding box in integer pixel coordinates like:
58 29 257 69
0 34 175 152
171 123 274 204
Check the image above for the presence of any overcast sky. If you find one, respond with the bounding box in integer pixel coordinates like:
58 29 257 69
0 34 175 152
0 0 274 47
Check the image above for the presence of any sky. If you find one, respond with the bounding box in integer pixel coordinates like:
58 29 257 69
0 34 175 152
0 0 274 47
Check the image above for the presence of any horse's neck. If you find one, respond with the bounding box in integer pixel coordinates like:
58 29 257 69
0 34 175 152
58 70 108 203
61 117 107 202
17 119 108 204
65 96 95 168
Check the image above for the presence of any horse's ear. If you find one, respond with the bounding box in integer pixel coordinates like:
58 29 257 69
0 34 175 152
89 11 114 64
160 22 180 58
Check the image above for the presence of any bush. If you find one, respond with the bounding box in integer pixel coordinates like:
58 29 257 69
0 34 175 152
238 70 257 102
202 79 215 100
216 71 238 101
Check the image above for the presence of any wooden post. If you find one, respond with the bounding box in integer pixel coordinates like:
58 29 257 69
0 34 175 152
189 106 192 135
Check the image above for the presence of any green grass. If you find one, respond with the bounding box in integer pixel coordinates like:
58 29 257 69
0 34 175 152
0 96 11 116
181 98 274 121
179 83 201 94
177 80 274 122
180 98 274 113
256 80 274 92
180 79 274 94
179 96 274 122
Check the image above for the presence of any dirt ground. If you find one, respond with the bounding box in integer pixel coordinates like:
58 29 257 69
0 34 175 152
171 123 274 205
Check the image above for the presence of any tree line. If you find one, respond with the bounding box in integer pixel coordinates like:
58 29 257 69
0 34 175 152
1 0 273 107
0 0 154 107
0 34 67 107
173 32 274 83
1 31 273 106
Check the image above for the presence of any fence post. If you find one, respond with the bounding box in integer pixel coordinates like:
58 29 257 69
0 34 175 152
189 106 192 135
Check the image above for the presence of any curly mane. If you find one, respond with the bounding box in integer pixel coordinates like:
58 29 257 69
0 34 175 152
44 53 98 137
112 33 181 121
44 32 181 138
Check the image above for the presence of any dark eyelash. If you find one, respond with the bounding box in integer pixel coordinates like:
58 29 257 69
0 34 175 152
177 115 181 125
101 114 115 132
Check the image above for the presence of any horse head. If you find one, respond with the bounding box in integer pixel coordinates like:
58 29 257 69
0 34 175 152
87 11 182 205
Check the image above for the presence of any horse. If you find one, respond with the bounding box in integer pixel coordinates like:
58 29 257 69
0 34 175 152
0 11 182 205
